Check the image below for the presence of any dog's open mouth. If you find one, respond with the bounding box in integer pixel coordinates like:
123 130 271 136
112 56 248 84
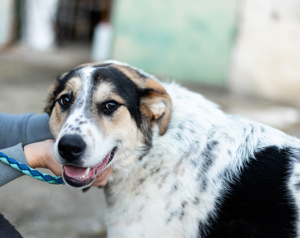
62 147 117 188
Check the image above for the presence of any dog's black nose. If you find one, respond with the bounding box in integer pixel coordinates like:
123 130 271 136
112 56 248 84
58 135 86 162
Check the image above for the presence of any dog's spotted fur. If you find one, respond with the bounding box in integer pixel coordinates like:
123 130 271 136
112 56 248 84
46 61 300 238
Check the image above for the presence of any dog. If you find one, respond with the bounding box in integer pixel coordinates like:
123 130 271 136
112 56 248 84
45 61 300 238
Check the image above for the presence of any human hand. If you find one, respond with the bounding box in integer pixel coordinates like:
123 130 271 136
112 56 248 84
24 139 61 176
23 140 112 186
92 167 112 186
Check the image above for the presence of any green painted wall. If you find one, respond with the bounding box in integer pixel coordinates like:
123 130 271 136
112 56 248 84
111 0 239 85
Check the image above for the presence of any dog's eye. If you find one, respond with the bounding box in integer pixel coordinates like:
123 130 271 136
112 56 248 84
59 95 71 107
105 102 118 110
101 101 121 115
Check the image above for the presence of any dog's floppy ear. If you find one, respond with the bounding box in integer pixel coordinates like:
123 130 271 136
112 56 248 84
44 83 57 116
44 74 65 116
140 79 172 135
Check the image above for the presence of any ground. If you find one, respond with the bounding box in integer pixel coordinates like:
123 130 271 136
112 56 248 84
0 45 300 238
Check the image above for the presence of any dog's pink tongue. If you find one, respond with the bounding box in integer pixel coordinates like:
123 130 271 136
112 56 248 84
64 165 88 177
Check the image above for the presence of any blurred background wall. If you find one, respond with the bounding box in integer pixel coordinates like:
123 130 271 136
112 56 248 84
111 0 239 86
0 0 299 105
230 0 300 105
0 0 14 47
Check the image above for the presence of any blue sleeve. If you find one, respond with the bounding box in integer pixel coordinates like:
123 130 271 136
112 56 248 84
0 113 53 186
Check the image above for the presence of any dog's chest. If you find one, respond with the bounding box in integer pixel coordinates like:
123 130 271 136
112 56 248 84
103 128 240 237
104 162 202 238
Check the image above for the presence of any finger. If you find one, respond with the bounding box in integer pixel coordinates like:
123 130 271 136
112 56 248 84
97 167 111 179
49 163 62 176
92 167 112 186
92 179 108 187
45 150 62 176
98 167 112 178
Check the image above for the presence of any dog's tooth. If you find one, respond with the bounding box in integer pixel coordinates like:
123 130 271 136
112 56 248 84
85 167 90 176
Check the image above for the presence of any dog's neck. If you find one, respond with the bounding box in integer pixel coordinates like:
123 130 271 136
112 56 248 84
103 83 227 209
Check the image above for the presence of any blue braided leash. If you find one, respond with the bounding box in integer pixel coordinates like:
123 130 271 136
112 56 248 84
0 152 65 185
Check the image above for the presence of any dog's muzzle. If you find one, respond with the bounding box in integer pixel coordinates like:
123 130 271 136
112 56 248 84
57 135 117 188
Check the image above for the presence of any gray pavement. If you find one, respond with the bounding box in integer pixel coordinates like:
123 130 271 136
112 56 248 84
1 45 300 238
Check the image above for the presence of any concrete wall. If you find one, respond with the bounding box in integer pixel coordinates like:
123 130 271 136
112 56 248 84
230 0 300 106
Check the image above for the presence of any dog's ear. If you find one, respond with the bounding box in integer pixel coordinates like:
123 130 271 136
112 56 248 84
44 83 57 116
140 79 172 135
44 74 64 116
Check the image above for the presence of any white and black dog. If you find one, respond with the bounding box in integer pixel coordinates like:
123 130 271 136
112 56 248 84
45 61 300 238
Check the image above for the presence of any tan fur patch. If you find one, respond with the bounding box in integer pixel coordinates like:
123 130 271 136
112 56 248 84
103 106 133 134
49 105 63 137
87 81 134 141
57 76 81 99
92 82 125 105
47 77 82 137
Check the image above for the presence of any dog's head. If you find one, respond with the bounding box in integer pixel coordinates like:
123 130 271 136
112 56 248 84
45 61 172 188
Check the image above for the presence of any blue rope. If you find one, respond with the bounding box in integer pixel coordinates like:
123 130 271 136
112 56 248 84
0 152 65 185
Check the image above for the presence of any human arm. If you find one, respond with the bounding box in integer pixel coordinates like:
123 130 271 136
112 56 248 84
0 113 53 186
0 112 111 186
